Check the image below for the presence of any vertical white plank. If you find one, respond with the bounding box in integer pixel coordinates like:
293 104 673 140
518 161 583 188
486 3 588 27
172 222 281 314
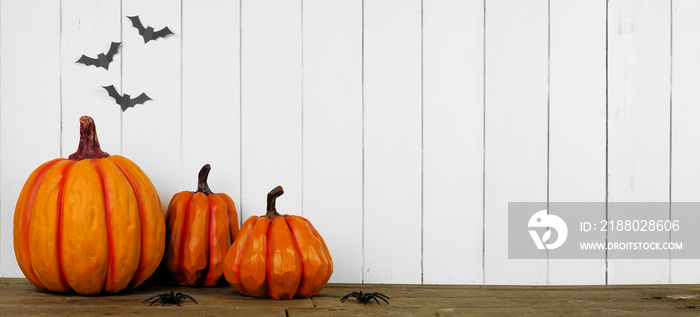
240 0 302 219
60 0 122 158
302 0 363 283
422 0 484 285
182 0 240 219
122 0 182 208
548 0 607 285
0 0 61 277
607 0 671 284
671 0 700 284
484 0 548 285
363 0 422 284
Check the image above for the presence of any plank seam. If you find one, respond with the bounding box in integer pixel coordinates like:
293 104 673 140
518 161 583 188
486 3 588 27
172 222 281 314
238 0 243 228
300 0 304 217
668 0 673 284
481 0 487 285
545 0 551 285
604 0 609 286
120 0 123 155
0 0 3 278
59 0 64 158
180 0 184 192
360 0 366 285
420 0 424 286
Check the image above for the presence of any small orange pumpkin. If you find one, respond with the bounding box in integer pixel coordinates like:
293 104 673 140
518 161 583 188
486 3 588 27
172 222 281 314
223 186 333 299
164 164 239 286
13 116 165 295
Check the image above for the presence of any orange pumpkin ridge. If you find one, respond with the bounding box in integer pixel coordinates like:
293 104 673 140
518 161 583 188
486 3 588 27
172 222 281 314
14 158 60 291
110 158 149 288
91 160 116 291
204 195 227 285
56 161 76 292
177 194 193 284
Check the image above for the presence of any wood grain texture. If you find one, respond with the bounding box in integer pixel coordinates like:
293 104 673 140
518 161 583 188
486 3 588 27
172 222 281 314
422 0 484 284
0 0 62 277
60 0 122 158
121 0 183 208
181 0 240 224
484 0 549 284
363 0 422 284
240 0 302 220
607 0 671 284
2 278 700 316
670 0 700 284
302 0 363 283
547 0 607 285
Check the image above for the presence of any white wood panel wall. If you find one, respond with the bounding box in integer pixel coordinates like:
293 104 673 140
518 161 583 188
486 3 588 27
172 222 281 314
1 0 698 285
548 0 606 285
0 0 62 279
607 0 671 284
240 0 303 221
181 0 240 224
363 0 422 284
121 0 182 210
422 0 484 285
302 0 363 283
671 0 700 284
484 0 548 284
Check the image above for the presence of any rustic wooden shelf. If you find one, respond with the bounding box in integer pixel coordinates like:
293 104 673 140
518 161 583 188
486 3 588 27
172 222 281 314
2 278 700 316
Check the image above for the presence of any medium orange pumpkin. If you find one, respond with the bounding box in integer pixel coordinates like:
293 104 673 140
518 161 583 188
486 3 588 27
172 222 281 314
13 116 165 295
164 164 239 286
223 186 333 299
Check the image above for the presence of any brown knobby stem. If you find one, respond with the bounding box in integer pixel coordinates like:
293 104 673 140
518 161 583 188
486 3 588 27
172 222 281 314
265 186 284 218
196 164 214 195
68 116 110 161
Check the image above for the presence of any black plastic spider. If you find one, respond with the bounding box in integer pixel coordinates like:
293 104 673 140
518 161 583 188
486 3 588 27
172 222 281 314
341 291 390 305
143 291 198 306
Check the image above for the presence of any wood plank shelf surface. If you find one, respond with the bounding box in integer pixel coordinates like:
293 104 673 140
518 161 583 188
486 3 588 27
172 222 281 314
2 278 700 316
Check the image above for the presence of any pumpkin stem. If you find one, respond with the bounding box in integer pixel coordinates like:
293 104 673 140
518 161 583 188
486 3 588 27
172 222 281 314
68 116 110 161
266 186 284 218
196 164 214 195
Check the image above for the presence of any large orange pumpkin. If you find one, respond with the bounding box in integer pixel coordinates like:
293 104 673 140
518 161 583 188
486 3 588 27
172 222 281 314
223 186 333 299
13 116 165 295
164 164 239 286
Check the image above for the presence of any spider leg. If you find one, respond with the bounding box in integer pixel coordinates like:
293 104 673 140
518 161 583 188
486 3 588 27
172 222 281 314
372 293 390 304
143 294 162 303
148 299 160 306
372 296 381 305
373 292 390 300
178 293 198 304
341 292 358 303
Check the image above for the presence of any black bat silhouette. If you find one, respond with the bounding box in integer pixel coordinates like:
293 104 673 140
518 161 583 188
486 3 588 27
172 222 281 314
102 85 152 112
76 42 121 70
127 16 173 43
